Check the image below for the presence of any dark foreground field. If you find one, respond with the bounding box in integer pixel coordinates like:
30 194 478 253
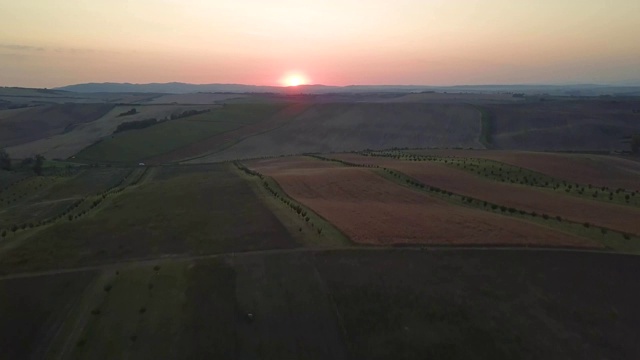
1 249 639 359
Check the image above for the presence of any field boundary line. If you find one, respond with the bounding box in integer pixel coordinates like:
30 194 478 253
0 245 634 281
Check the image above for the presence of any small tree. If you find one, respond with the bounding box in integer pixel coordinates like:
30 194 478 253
0 149 10 170
631 134 640 155
33 154 45 175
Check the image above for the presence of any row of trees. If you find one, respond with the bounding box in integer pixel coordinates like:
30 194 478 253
0 149 44 175
114 118 159 133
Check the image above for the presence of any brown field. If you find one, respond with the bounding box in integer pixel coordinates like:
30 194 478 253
248 157 595 247
0 104 115 148
483 100 640 151
192 102 484 163
333 154 640 235
411 149 640 191
146 93 246 104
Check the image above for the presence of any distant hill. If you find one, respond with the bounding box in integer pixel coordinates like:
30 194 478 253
55 82 640 96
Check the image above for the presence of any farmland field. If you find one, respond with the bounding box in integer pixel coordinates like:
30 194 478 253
6 104 218 160
2 89 640 359
192 102 484 163
0 164 298 274
0 104 115 148
2 249 640 359
75 104 288 163
331 153 640 236
480 99 640 151
247 157 594 247
410 149 640 191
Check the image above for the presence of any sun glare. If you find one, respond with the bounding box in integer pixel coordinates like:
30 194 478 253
281 73 309 87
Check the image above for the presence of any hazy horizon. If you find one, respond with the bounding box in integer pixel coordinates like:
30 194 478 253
1 0 639 88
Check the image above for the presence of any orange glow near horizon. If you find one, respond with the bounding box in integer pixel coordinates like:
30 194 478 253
0 1 639 87
281 73 310 87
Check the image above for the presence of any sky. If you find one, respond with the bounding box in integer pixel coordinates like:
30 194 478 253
1 0 639 88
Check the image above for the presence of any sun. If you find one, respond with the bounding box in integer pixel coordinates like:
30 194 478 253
281 73 309 87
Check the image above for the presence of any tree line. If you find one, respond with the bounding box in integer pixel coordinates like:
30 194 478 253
0 149 45 175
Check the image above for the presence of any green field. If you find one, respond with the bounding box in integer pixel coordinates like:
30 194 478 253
74 104 286 163
0 164 300 274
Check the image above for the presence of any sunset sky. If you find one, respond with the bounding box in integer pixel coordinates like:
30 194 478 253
1 0 639 88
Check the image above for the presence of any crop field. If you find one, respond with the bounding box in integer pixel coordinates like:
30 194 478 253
0 168 131 234
314 249 640 360
75 104 288 163
192 102 484 163
0 104 115 148
410 149 640 192
145 92 246 104
2 249 640 359
480 99 640 151
6 104 218 160
3 90 640 359
150 103 307 163
247 157 593 247
0 164 297 274
331 153 640 236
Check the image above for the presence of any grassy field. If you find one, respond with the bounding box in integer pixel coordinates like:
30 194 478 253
483 99 640 151
2 249 640 359
315 249 640 360
6 104 218 160
0 164 298 274
0 104 115 148
191 102 484 163
0 168 131 239
74 104 286 163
